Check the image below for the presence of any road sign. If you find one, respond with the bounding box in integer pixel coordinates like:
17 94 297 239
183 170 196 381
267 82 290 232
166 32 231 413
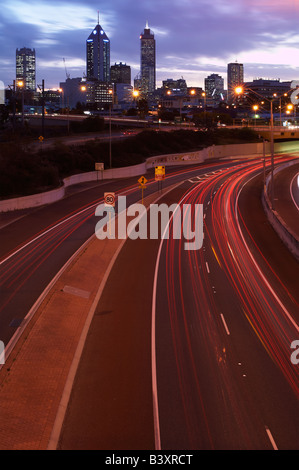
38 136 44 142
138 176 148 186
155 166 165 181
138 177 147 204
104 192 116 207
95 162 104 171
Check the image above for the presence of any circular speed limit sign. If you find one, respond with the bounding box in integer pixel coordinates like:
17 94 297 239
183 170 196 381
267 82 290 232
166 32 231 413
104 192 116 207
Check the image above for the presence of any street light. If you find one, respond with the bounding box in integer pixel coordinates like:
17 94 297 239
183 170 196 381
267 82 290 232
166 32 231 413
133 90 139 115
234 85 285 210
234 84 297 211
37 79 45 137
17 80 24 125
202 92 206 126
253 104 259 126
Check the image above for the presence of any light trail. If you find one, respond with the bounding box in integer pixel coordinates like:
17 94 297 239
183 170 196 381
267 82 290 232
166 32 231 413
155 155 298 449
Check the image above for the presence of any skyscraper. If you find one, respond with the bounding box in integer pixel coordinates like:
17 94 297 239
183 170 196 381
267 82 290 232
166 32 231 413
205 73 225 107
227 62 244 103
16 47 36 91
140 21 156 99
86 15 110 82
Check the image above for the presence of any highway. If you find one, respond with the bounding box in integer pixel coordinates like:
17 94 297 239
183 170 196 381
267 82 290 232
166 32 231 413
0 154 298 450
154 162 298 449
0 161 249 349
55 155 298 450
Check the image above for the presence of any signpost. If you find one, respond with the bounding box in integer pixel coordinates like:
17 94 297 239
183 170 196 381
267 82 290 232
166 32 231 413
104 192 115 207
39 135 44 153
138 176 148 204
104 192 115 236
155 166 165 193
95 162 104 181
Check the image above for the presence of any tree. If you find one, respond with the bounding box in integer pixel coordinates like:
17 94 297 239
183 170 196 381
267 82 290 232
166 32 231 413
0 105 9 127
137 98 149 118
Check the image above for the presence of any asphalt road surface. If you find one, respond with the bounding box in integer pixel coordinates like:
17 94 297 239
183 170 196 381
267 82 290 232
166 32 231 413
53 156 298 450
0 154 298 450
0 162 245 348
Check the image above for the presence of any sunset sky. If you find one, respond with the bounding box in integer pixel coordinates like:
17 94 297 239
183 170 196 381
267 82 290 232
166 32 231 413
1 0 299 89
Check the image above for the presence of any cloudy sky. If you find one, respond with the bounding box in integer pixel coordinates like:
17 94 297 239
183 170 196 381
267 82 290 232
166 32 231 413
1 0 299 90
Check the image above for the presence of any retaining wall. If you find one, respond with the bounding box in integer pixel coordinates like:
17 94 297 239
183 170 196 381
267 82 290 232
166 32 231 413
0 142 266 213
262 159 299 262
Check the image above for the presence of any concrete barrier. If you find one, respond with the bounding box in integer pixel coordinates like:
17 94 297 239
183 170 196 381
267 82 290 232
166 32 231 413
63 162 146 187
0 142 266 213
202 141 270 159
262 159 299 262
0 163 147 212
0 185 65 212
146 149 205 167
101 162 146 179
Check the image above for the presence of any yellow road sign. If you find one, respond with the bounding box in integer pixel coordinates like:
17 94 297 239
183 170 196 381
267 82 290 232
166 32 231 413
155 166 165 181
138 176 148 186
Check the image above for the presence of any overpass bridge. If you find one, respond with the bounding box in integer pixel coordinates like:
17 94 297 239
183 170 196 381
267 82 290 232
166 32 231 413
14 114 299 139
222 124 299 141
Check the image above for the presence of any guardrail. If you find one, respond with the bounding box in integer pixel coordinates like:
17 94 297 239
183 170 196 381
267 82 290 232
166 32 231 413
262 159 299 262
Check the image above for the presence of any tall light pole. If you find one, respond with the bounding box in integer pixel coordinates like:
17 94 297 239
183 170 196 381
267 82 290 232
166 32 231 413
270 99 275 210
37 80 46 137
202 92 206 127
253 104 259 126
8 80 16 129
234 85 294 211
17 80 24 125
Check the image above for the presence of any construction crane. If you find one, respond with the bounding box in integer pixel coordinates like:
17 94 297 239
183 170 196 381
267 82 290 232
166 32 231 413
63 58 70 79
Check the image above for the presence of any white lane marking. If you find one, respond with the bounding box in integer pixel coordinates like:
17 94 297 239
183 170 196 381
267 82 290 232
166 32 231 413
1 166 221 265
235 174 299 334
49 181 184 450
0 201 102 266
265 426 278 450
151 185 199 450
220 313 230 335
205 261 210 273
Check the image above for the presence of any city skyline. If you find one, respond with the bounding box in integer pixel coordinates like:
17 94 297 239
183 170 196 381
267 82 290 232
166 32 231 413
1 0 299 90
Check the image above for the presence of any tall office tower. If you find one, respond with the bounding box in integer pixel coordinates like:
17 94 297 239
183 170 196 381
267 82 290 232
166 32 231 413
227 61 244 102
16 47 36 91
86 15 110 82
140 21 156 99
110 62 131 85
205 73 225 107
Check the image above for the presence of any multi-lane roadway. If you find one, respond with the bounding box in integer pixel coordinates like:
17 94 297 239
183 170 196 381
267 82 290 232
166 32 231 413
0 153 298 450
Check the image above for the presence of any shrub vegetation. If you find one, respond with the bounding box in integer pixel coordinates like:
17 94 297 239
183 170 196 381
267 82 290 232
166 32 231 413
0 127 260 198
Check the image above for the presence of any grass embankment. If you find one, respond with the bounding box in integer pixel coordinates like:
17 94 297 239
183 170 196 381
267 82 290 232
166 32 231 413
0 127 260 199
